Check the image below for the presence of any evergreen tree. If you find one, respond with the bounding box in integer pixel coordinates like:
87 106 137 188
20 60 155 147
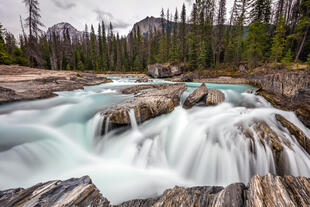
271 14 286 62
180 3 187 61
215 0 226 65
23 0 44 67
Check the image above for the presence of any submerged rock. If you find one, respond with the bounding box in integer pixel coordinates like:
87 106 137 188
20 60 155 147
183 83 208 109
101 84 187 134
135 77 150 83
206 88 225 105
147 63 184 78
0 176 110 207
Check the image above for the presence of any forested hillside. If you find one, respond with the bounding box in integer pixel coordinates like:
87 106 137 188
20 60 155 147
1 0 310 72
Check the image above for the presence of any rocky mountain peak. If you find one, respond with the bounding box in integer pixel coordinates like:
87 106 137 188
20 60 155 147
46 22 83 40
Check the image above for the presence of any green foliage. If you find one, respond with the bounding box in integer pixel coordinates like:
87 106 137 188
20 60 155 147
281 49 293 64
245 21 269 68
271 14 286 62
306 53 310 66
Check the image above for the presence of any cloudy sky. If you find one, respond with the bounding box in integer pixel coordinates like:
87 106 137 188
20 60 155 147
0 0 234 37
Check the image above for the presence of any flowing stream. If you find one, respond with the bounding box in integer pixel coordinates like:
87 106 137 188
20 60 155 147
0 77 309 204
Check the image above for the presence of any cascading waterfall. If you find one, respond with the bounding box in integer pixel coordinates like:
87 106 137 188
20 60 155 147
0 77 309 204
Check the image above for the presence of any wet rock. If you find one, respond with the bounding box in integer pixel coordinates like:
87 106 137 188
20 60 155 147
135 77 150 83
206 88 225 105
101 84 187 134
0 176 110 207
183 83 208 109
246 173 310 207
276 114 310 155
147 63 184 78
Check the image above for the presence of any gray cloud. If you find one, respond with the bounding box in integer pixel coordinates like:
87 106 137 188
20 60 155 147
52 0 76 10
94 9 130 29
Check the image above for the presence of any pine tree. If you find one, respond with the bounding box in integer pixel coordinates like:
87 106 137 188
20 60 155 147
215 0 226 66
170 8 179 63
180 3 187 61
23 0 44 67
0 23 12 64
271 14 286 62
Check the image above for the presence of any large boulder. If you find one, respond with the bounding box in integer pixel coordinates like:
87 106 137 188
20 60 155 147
148 63 184 78
183 83 208 109
206 88 225 105
0 176 110 207
101 84 187 134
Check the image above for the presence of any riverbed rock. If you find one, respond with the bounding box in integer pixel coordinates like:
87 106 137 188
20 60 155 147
276 114 310 155
246 174 310 207
1 174 310 207
206 88 225 105
180 73 194 82
135 77 150 83
183 83 208 109
0 65 113 105
0 176 110 207
101 83 187 134
147 63 184 78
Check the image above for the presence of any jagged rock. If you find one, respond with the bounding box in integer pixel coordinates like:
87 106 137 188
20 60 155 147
101 84 187 134
1 174 310 207
0 176 110 207
183 83 208 109
276 114 310 155
206 88 225 105
147 63 184 78
246 174 310 207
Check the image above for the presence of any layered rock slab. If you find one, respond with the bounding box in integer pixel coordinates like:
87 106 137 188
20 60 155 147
0 176 110 207
1 174 310 207
101 83 187 133
147 63 184 78
183 83 208 109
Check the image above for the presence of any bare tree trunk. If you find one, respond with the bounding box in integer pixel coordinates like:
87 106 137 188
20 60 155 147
295 25 309 61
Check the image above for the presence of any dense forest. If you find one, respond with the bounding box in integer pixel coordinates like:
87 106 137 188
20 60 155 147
1 0 310 72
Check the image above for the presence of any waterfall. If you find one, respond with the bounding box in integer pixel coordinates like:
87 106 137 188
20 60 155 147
0 78 309 204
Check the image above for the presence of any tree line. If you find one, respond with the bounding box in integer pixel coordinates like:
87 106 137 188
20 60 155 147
1 0 310 71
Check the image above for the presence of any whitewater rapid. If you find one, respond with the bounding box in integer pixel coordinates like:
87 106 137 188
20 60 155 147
0 78 309 204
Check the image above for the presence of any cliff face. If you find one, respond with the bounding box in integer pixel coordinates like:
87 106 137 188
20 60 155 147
248 70 310 128
248 70 310 97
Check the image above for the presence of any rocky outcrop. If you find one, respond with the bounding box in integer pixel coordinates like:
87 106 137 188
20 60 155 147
101 84 187 134
1 174 309 207
246 174 310 207
248 70 310 97
0 65 112 105
206 88 225 105
147 63 184 78
135 77 150 83
0 176 110 207
276 114 310 155
183 83 208 109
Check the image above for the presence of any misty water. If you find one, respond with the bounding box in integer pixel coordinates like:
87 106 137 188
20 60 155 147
0 77 309 204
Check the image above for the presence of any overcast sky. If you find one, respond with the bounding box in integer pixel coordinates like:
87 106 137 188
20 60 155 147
0 0 234 37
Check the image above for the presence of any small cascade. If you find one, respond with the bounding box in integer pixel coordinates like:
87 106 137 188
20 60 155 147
129 109 138 130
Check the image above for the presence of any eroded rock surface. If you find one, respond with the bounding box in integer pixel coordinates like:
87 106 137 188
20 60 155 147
206 88 225 105
101 83 187 133
147 63 184 78
183 83 208 109
0 65 112 105
0 176 110 207
1 174 310 207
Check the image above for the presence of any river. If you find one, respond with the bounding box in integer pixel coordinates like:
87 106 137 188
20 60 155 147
0 77 309 204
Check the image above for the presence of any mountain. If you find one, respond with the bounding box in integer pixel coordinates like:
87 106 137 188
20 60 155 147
46 22 83 40
130 16 168 37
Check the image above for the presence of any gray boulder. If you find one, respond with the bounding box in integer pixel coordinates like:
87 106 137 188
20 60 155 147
206 88 225 105
183 83 208 109
148 63 184 78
